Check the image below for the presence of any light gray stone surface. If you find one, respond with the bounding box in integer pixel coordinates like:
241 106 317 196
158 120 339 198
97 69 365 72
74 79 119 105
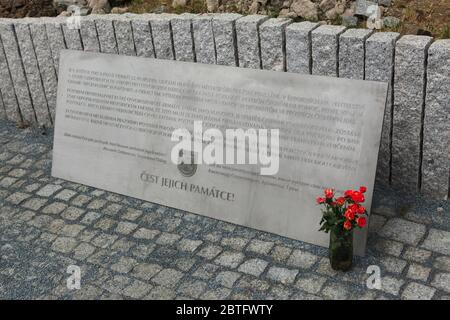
30 20 58 123
61 23 83 51
339 28 373 79
212 13 241 66
311 25 346 76
379 218 426 245
45 18 67 73
131 14 155 58
421 228 450 255
260 18 292 72
0 89 4 119
0 29 20 123
286 21 318 74
112 15 136 56
79 16 100 52
401 282 436 300
14 20 51 127
95 16 118 54
192 14 215 65
0 20 36 125
392 35 432 192
149 14 175 60
52 50 387 255
365 32 400 185
171 13 196 62
421 40 450 199
235 15 268 69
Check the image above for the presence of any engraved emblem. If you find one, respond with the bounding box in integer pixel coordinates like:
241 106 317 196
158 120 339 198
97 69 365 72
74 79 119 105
177 150 197 177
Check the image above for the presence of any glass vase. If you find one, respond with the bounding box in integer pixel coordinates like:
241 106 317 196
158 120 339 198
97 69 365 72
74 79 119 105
329 228 353 271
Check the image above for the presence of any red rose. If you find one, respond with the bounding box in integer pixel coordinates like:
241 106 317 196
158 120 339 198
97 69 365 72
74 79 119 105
344 190 354 198
344 209 355 221
343 220 352 230
349 203 359 212
324 188 334 199
357 206 366 214
359 186 367 193
357 217 367 228
336 197 345 206
351 191 365 203
316 197 325 204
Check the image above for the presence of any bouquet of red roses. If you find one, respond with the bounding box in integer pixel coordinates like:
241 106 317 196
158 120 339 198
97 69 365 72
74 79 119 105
317 186 368 233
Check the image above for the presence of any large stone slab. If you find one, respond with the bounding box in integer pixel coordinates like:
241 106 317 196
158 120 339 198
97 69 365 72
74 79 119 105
14 20 52 127
339 28 373 80
149 14 175 60
392 35 432 192
0 29 21 123
235 15 268 69
52 50 388 255
171 13 196 62
421 40 450 199
311 25 346 77
286 21 318 74
212 13 241 66
30 19 59 122
365 32 400 185
260 18 292 72
0 20 36 125
192 14 215 65
131 14 155 58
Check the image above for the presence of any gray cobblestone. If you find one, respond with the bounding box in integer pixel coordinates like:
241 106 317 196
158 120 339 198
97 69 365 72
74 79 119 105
61 207 85 221
132 263 162 281
407 264 431 282
215 251 246 268
402 282 436 300
295 274 327 294
246 239 274 255
151 268 184 288
431 273 450 293
266 267 298 285
287 249 318 269
51 237 77 253
238 258 269 276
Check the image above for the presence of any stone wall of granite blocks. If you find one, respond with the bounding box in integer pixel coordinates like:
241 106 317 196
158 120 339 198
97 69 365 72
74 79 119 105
0 13 448 200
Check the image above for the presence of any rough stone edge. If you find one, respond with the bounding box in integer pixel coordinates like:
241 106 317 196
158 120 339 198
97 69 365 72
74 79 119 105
311 25 347 77
422 39 450 199
0 22 21 124
235 15 269 69
338 28 373 80
285 21 319 74
391 35 433 193
13 19 52 128
0 19 36 125
192 14 216 65
365 31 401 187
259 18 293 72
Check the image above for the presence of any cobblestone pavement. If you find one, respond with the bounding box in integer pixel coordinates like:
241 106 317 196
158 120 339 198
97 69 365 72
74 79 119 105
0 120 449 300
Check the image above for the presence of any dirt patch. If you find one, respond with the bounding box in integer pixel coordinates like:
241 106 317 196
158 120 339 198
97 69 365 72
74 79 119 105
384 0 450 38
0 0 57 18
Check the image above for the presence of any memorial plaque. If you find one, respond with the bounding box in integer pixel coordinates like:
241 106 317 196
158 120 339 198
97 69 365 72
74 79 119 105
52 50 388 255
